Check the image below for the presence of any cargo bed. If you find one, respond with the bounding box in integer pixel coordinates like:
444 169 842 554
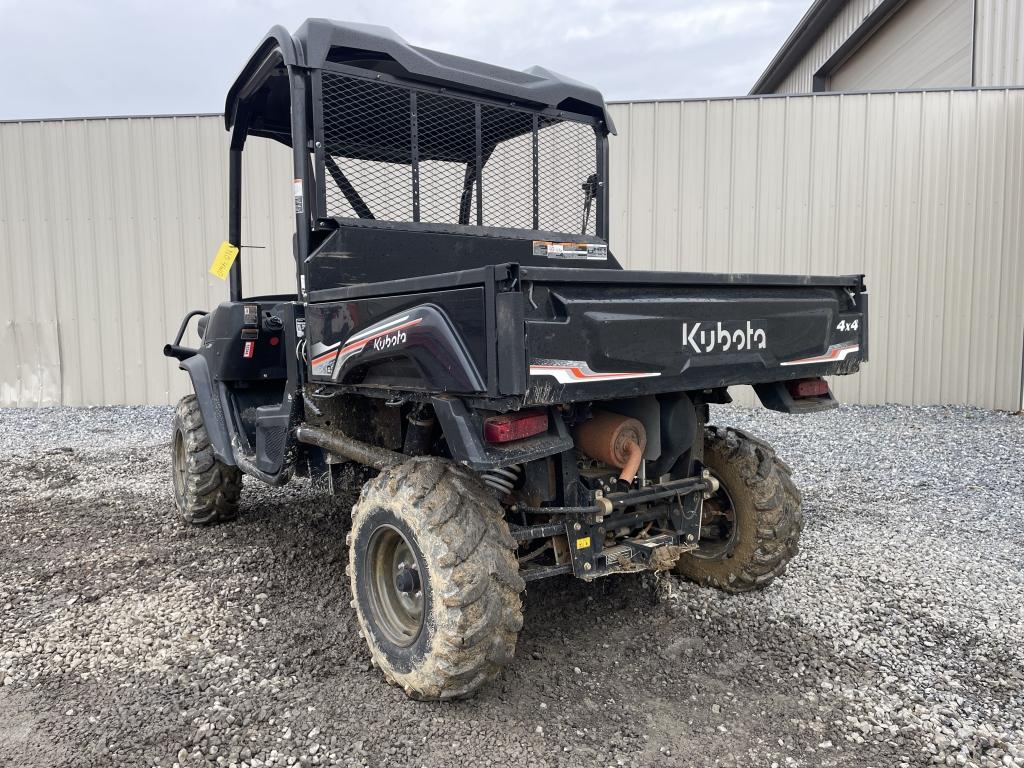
304 263 867 407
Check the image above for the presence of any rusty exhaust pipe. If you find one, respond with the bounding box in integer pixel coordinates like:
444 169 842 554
574 410 647 486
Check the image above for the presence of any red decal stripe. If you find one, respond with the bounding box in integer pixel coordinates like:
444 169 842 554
311 349 338 365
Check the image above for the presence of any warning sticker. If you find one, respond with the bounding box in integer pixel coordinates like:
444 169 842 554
533 241 608 260
575 536 591 550
209 241 239 280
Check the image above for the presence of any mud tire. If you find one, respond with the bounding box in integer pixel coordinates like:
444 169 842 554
348 456 524 700
674 426 803 593
171 395 243 525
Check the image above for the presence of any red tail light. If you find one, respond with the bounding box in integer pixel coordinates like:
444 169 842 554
483 410 549 443
786 377 829 398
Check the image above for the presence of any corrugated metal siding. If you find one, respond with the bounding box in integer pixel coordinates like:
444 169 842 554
607 89 1024 410
830 0 973 90
974 0 1024 86
775 0 887 93
2 89 1023 410
0 115 295 407
770 0 1024 94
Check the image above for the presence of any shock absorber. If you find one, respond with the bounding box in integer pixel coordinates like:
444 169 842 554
481 464 521 497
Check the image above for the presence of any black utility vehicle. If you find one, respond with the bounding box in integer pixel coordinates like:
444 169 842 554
166 20 868 699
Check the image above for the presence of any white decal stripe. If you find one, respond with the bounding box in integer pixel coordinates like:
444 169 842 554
347 314 411 343
781 344 860 367
310 341 340 356
530 361 661 384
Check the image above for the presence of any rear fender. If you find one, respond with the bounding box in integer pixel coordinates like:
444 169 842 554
312 304 486 393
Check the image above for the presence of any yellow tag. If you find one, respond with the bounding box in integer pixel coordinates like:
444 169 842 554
209 241 239 280
575 536 591 550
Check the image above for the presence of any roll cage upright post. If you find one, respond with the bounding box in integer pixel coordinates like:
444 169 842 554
227 109 246 303
288 65 312 300
224 25 315 302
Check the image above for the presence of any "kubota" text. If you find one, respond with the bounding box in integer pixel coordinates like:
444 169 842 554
682 321 768 354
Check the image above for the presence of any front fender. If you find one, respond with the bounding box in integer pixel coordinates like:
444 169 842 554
179 354 236 466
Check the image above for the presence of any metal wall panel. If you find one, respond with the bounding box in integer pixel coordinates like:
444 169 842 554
2 89 1023 410
974 0 1024 86
0 115 295 407
830 0 973 90
607 89 1024 410
769 0 1024 94
775 0 887 93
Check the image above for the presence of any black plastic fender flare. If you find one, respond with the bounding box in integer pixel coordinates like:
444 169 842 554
326 304 486 393
179 355 236 466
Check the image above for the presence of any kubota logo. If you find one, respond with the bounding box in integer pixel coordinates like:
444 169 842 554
682 321 768 354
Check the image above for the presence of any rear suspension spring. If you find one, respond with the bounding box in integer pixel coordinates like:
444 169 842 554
481 464 522 496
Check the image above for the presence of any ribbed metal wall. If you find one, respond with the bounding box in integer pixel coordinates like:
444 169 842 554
975 0 1024 86
769 0 1024 93
829 0 974 91
607 89 1024 410
0 116 294 407
2 89 1023 410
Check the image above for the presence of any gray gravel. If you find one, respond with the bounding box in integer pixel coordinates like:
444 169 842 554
0 403 1022 768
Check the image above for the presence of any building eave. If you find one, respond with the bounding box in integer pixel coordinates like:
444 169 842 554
750 0 850 94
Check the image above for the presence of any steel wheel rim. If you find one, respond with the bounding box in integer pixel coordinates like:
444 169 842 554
172 430 187 505
365 524 424 647
694 471 739 560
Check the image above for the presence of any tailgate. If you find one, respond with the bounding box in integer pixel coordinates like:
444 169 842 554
519 267 867 402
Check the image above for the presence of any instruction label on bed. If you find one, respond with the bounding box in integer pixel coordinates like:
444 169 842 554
533 241 608 260
209 241 239 280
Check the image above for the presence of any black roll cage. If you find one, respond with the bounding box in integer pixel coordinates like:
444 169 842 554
222 21 614 302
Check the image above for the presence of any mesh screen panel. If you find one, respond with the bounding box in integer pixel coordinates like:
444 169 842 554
321 73 413 220
318 70 598 234
417 92 476 224
480 106 534 229
538 119 597 235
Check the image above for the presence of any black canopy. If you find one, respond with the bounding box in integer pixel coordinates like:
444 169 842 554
224 19 616 145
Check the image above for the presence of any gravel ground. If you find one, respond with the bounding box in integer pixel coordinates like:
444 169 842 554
0 403 1022 768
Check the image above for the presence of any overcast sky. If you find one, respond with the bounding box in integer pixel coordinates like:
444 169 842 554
0 0 809 120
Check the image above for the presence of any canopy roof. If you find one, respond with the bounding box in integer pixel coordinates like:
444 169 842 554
225 19 615 144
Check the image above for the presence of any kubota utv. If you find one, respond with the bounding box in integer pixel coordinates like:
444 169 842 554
165 20 868 699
